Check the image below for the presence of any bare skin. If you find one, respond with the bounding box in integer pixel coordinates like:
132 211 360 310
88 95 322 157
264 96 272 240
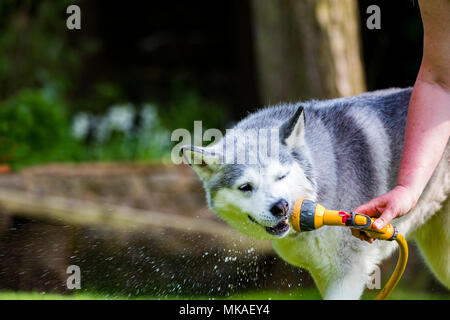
353 0 450 243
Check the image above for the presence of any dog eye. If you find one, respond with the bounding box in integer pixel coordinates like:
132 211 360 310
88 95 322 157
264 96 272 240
276 173 288 181
238 183 253 192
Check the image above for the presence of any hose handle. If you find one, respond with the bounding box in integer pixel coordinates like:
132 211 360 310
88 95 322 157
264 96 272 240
349 212 398 241
291 199 398 241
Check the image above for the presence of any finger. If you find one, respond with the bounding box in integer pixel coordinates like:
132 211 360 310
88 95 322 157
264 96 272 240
373 208 395 230
354 199 383 216
351 229 372 243
353 203 372 214
360 231 374 243
351 229 366 242
351 229 360 238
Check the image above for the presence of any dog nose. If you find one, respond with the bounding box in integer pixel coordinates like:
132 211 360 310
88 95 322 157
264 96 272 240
270 199 289 217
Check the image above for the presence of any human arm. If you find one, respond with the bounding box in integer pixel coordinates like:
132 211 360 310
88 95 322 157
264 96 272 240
353 0 450 242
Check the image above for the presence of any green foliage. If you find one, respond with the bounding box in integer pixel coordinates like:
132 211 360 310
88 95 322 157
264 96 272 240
0 89 79 167
0 85 225 169
73 104 170 162
161 86 228 134
0 1 229 169
0 0 87 100
0 90 172 169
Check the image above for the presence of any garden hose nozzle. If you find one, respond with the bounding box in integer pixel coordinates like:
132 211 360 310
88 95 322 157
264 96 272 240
291 198 397 240
291 198 408 300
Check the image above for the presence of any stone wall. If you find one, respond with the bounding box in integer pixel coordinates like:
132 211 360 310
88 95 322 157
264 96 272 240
0 163 311 296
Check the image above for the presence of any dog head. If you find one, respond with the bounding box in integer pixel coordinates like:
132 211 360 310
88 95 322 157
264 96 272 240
182 107 316 240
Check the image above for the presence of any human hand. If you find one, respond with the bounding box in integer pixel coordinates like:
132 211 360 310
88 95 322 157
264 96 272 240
351 185 418 243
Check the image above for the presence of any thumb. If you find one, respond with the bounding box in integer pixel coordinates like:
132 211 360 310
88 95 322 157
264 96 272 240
373 208 395 230
354 199 382 216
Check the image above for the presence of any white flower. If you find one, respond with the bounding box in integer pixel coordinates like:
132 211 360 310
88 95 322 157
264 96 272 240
140 104 158 129
72 113 90 140
106 104 135 132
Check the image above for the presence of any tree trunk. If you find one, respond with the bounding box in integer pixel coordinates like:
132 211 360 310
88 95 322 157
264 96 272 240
251 0 366 104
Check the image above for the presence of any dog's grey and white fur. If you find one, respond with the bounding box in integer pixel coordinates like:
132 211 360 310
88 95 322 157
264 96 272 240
182 87 450 299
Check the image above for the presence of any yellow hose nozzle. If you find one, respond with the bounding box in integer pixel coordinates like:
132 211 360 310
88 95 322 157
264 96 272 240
290 198 408 300
291 198 397 240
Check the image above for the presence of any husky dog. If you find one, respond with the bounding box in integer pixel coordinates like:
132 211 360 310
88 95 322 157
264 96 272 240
181 87 450 299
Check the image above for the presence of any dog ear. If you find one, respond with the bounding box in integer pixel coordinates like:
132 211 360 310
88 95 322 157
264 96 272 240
280 106 305 149
181 145 221 181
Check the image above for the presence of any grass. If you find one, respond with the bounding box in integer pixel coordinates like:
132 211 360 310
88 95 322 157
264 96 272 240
0 288 448 300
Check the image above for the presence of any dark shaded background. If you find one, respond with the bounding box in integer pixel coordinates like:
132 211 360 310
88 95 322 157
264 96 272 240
0 0 447 299
0 0 425 167
67 0 422 117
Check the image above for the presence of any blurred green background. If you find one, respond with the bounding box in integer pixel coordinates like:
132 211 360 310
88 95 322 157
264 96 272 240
0 0 447 300
0 0 423 169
